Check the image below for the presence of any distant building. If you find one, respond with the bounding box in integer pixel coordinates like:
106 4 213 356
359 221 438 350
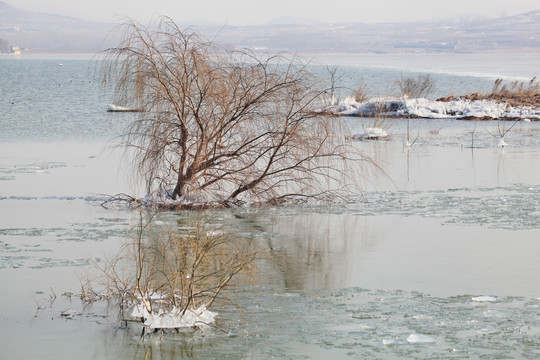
10 45 21 55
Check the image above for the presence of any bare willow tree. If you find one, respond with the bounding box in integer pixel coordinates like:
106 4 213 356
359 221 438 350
102 18 370 207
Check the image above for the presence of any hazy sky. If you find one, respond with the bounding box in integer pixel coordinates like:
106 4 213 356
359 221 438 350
10 0 540 25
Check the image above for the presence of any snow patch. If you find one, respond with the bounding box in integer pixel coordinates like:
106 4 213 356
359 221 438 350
131 303 218 329
131 302 151 319
351 127 388 140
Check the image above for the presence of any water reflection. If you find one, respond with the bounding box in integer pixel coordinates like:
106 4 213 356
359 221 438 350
261 212 382 290
223 205 540 298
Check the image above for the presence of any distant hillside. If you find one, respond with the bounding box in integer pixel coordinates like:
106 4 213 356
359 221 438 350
0 1 92 31
0 0 115 52
1 0 539 53
213 10 540 53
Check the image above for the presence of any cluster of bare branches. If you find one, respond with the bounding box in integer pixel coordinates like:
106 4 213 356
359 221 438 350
102 18 370 207
322 65 369 104
396 74 436 99
324 65 343 100
353 81 369 103
82 213 260 322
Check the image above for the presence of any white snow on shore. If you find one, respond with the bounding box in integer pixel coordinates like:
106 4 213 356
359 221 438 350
317 97 540 120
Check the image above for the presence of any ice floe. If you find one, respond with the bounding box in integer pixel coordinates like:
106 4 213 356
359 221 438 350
407 334 437 343
472 296 498 302
477 328 501 335
350 127 388 140
107 104 143 112
131 303 218 329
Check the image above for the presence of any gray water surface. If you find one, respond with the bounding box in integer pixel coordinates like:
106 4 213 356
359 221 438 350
1 55 539 359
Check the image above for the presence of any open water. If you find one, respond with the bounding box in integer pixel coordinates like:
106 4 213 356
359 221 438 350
1 53 539 359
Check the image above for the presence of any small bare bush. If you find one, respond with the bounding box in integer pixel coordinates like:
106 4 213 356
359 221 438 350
368 100 392 130
352 81 369 103
396 74 436 99
82 213 261 328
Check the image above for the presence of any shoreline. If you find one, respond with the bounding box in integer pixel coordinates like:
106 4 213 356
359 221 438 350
327 112 538 121
319 92 540 121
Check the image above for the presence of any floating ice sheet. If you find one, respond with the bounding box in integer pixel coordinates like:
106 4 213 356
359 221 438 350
407 334 437 344
472 296 498 302
349 184 540 230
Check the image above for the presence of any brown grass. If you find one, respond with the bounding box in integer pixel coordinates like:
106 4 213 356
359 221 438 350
438 77 540 107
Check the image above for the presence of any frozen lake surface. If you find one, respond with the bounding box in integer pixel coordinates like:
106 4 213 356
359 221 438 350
1 54 539 359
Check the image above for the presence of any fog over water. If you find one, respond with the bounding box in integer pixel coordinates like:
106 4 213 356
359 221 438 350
10 0 540 25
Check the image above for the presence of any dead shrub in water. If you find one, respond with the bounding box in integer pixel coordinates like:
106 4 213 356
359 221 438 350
82 212 260 329
368 100 393 131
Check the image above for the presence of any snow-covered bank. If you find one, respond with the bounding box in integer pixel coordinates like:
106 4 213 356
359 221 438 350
317 97 540 120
